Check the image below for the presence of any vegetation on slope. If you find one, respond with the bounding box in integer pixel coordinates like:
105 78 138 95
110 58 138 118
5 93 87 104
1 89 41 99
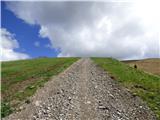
123 58 160 76
92 58 160 119
1 57 79 117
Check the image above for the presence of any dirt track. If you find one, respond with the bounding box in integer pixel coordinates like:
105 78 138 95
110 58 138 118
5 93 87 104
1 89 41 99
4 58 156 120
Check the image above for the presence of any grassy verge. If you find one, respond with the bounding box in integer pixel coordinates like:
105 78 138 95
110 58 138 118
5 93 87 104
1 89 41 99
92 58 160 119
1 57 79 118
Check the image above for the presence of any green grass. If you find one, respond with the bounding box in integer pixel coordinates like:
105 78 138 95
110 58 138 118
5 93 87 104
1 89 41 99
1 57 79 118
1 102 12 118
92 58 160 119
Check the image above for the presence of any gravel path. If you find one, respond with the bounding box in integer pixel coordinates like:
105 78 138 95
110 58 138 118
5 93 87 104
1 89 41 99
4 58 156 120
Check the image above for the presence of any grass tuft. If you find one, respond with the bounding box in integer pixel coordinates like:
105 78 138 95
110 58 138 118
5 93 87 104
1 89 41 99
1 101 13 118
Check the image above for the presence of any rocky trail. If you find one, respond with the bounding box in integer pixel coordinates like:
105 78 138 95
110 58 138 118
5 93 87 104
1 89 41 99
4 58 156 120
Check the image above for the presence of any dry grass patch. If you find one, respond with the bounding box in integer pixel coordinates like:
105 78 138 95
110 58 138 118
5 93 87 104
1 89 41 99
123 58 160 76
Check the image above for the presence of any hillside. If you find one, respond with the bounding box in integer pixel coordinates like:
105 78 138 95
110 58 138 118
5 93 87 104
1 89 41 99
1 58 79 117
3 58 156 120
122 58 160 76
92 58 160 119
2 57 159 119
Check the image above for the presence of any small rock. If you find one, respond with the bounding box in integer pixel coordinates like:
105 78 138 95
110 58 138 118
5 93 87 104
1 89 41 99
87 101 91 104
68 96 72 101
19 106 24 110
33 115 37 120
38 112 42 116
109 93 114 98
47 106 51 110
98 105 109 110
35 101 41 106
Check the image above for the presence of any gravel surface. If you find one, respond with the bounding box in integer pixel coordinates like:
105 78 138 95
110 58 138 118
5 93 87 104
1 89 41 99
4 58 156 120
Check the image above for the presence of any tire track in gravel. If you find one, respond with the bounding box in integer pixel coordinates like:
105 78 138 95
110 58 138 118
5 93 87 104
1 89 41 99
4 58 156 120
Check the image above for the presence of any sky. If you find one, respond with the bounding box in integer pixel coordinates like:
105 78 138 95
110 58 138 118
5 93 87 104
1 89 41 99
1 0 160 61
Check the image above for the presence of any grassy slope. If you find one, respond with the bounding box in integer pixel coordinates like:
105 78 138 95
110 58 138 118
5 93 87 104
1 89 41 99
92 58 160 119
1 57 79 117
123 58 160 76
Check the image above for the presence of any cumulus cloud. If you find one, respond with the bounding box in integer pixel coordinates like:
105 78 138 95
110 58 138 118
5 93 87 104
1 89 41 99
6 1 160 59
1 28 30 61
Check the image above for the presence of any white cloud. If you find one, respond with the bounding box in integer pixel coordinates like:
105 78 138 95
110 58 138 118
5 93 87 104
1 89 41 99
1 28 30 61
6 1 160 59
34 41 40 47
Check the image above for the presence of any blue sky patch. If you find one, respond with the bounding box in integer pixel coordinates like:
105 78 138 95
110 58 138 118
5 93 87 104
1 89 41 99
1 2 59 58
